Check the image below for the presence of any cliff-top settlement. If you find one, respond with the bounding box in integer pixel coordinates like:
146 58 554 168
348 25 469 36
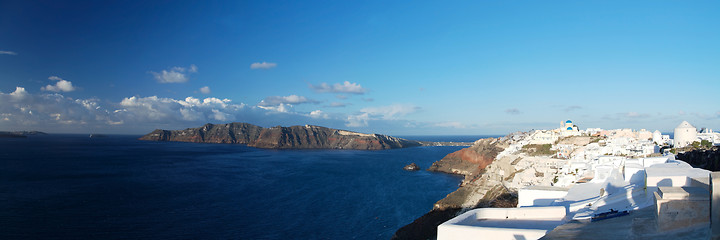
395 120 720 240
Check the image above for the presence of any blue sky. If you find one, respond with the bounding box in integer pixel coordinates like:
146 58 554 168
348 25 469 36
1 1 718 135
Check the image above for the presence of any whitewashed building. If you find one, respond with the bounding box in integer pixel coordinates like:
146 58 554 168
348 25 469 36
674 121 697 148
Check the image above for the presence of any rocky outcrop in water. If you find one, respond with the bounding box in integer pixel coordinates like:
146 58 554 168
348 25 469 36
403 163 420 171
139 122 422 150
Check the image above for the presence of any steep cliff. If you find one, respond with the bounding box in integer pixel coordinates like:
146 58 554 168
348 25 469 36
393 133 527 240
139 122 422 150
426 137 509 210
428 138 506 178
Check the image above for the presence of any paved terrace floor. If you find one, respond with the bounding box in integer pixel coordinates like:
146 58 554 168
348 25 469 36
541 206 709 240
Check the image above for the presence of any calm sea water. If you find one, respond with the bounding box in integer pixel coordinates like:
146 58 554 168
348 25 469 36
0 135 483 239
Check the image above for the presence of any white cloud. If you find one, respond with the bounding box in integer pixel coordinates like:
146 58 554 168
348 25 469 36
179 108 203 121
0 50 17 55
257 103 291 113
150 65 197 83
361 104 419 119
250 62 277 69
258 95 318 106
199 86 211 94
41 76 76 92
345 104 419 127
309 110 329 119
0 88 113 126
346 113 370 127
309 81 367 94
335 94 348 100
9 87 28 100
211 109 231 121
152 69 187 83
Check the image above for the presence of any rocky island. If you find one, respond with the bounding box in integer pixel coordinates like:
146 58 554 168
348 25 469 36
0 131 47 138
139 122 426 150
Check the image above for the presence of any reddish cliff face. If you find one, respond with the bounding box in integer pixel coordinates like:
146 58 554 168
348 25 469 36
424 137 510 211
139 122 421 150
393 137 513 240
427 138 506 176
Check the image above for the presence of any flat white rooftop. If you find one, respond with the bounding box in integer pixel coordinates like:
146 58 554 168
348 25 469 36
438 207 566 240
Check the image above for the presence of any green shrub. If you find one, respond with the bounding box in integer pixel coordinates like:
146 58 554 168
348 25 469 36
521 144 556 156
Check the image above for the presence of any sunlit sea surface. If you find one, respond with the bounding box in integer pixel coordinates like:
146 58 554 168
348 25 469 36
0 134 496 239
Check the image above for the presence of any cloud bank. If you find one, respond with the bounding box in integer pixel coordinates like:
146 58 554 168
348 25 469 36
0 86 449 134
1 87 312 133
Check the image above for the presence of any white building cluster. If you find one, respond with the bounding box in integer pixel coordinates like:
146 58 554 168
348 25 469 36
437 120 720 240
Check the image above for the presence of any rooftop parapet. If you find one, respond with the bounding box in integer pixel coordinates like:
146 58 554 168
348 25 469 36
437 206 566 240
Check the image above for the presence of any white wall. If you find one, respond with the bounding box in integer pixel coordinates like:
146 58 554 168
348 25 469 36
518 187 570 207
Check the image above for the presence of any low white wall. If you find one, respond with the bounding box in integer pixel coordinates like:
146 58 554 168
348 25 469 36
476 206 566 220
438 224 550 240
518 187 569 207
624 163 646 185
646 168 710 188
641 157 669 167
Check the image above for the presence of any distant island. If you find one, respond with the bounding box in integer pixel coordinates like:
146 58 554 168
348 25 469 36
0 131 47 138
138 122 469 150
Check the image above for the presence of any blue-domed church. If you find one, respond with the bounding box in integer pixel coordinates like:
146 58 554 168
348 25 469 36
561 120 578 131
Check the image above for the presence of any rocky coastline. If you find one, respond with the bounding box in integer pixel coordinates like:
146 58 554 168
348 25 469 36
392 133 527 240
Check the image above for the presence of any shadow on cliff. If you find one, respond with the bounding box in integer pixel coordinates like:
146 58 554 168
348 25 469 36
676 147 720 171
391 207 462 240
391 192 518 240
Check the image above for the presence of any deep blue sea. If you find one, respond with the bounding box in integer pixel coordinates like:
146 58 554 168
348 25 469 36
0 135 492 239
